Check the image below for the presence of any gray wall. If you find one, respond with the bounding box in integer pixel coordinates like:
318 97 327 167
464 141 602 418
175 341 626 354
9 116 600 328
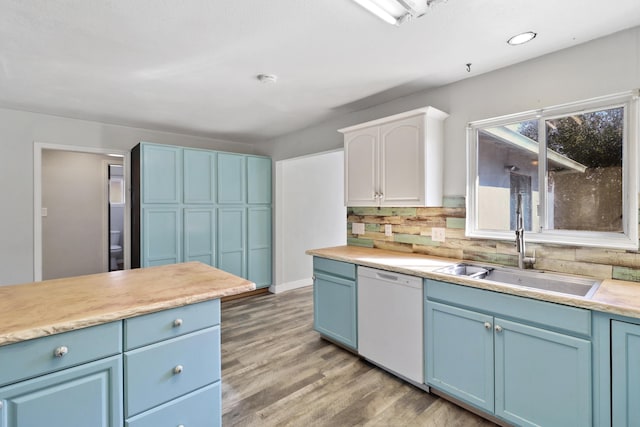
264 26 640 198
0 109 256 285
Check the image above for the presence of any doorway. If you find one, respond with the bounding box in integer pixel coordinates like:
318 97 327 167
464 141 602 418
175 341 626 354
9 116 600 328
34 143 130 281
108 164 125 271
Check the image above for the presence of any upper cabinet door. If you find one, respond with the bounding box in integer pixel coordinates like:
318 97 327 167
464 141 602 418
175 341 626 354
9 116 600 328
344 127 378 207
217 153 246 204
184 149 216 204
247 157 272 204
380 116 424 206
142 144 182 204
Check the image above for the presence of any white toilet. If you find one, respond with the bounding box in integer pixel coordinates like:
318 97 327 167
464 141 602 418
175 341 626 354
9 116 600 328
110 230 122 270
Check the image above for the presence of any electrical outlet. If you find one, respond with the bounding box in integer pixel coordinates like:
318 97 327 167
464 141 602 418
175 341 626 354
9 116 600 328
384 224 393 236
352 222 365 235
432 227 446 242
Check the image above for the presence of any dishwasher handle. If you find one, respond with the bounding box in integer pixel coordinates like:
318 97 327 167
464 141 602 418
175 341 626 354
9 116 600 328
376 272 400 281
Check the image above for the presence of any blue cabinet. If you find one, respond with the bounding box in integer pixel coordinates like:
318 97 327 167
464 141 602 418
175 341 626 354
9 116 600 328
247 156 272 204
141 144 182 204
184 208 215 265
425 279 592 426
217 153 246 204
426 301 494 412
247 207 272 287
612 319 640 426
184 149 216 204
312 257 357 350
132 143 272 287
217 207 246 278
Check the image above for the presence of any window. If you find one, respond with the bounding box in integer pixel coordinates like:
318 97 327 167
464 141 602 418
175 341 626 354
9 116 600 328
466 91 639 249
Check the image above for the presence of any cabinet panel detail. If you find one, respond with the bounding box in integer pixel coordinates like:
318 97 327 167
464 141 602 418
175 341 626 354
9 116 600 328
313 271 357 349
612 319 640 426
247 156 272 204
217 208 246 278
183 149 216 204
142 208 181 267
0 356 122 427
217 153 246 204
184 208 216 266
247 207 272 288
142 144 181 204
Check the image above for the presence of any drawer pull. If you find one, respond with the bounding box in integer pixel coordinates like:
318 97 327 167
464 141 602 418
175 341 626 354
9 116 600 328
173 364 184 375
173 318 183 327
484 322 492 330
53 346 69 358
178 425 184 427
495 325 503 333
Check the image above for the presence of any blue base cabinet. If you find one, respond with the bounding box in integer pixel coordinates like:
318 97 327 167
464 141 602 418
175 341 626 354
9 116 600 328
612 319 640 426
312 257 357 350
425 279 592 427
133 143 272 288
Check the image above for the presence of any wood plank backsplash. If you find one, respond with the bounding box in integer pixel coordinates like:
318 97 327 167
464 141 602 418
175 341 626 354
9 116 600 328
347 197 640 282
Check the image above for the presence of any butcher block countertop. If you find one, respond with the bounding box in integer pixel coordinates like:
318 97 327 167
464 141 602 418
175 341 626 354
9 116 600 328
307 245 640 319
0 262 255 347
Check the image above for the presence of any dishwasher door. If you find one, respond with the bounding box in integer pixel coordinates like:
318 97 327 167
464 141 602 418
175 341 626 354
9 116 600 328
357 266 424 385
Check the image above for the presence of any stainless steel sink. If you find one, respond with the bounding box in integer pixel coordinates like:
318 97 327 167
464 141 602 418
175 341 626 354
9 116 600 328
434 263 601 298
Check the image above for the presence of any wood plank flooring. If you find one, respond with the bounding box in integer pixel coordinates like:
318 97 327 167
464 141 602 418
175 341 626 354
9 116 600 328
221 286 498 426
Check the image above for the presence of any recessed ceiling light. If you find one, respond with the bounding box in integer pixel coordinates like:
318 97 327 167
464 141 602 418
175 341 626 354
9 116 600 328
257 74 278 84
507 31 537 46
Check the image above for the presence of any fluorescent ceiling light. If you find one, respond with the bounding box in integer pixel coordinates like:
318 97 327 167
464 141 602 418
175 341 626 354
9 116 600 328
507 31 537 45
353 0 444 26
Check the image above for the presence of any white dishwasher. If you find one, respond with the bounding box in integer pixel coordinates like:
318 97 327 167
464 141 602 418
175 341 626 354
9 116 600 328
357 266 424 386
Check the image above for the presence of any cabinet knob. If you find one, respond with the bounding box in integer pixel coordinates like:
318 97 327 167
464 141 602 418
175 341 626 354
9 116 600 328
178 425 184 427
173 318 183 327
53 346 69 358
173 365 184 375
495 325 503 333
484 322 492 330
0 401 3 410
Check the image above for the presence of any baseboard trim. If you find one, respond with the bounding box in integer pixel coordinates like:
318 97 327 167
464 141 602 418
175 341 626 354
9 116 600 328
269 278 312 294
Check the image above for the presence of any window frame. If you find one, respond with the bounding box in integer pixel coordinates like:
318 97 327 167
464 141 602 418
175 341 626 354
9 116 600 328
466 91 639 250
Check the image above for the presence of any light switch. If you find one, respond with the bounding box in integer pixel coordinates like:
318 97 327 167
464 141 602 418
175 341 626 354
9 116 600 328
432 227 446 242
41 208 48 217
384 224 393 236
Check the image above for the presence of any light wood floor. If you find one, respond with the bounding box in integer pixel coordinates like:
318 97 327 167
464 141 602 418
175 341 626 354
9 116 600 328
221 286 498 427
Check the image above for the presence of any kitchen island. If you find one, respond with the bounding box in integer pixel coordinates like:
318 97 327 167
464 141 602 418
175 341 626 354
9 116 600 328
0 262 255 427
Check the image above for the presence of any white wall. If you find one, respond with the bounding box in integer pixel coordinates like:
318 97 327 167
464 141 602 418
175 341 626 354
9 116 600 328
42 150 115 279
265 26 640 198
273 150 346 293
0 108 256 285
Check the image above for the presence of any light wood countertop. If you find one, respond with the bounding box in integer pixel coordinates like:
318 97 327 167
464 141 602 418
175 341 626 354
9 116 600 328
0 262 255 346
307 245 640 319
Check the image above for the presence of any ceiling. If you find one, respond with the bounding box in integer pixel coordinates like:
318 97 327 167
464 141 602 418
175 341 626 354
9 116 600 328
1 1 639 144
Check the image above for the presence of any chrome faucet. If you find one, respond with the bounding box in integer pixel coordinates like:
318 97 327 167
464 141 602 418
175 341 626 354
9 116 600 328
515 193 535 269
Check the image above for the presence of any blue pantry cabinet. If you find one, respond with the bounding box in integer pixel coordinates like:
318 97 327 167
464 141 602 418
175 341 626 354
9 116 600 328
611 319 640 426
132 143 272 288
425 279 592 427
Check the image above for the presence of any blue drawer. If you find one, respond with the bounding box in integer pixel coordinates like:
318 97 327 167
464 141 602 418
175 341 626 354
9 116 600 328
313 257 356 280
0 321 122 387
124 326 220 417
124 299 220 350
125 382 221 427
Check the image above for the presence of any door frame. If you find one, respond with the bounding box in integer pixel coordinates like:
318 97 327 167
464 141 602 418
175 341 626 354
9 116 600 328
34 142 131 281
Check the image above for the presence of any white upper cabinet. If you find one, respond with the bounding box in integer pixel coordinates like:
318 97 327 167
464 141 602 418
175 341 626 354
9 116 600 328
340 107 449 207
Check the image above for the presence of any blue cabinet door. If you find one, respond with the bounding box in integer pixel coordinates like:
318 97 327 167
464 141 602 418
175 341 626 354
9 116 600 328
247 156 271 204
217 208 246 278
184 149 216 204
247 207 271 288
0 356 122 427
184 208 215 266
425 301 494 412
141 144 181 204
313 271 357 349
494 317 591 427
142 208 181 266
612 320 640 426
217 153 246 204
